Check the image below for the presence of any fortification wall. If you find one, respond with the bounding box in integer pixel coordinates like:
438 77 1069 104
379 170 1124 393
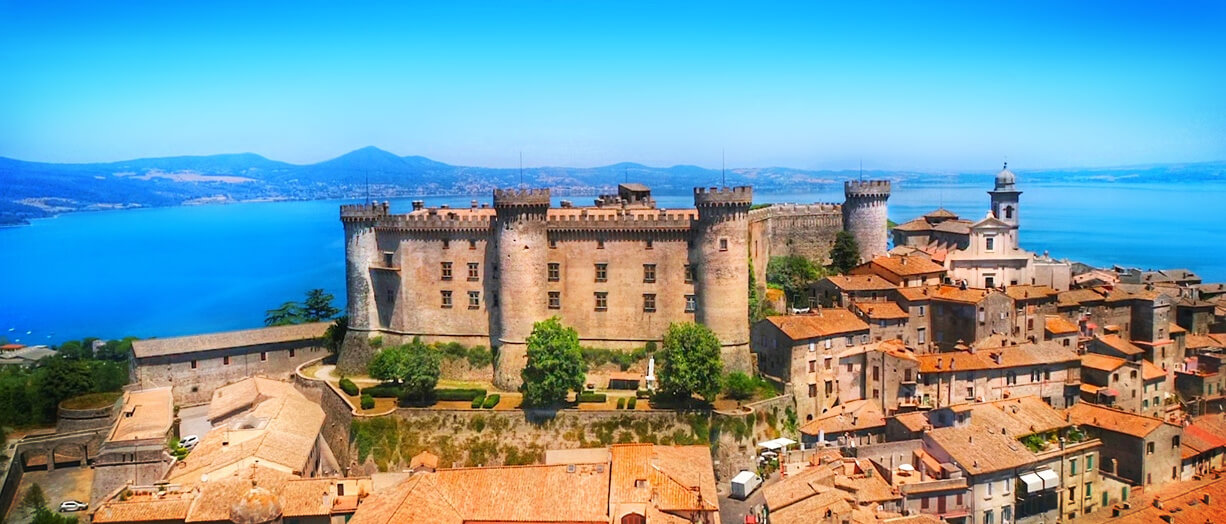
843 180 891 264
293 360 355 472
493 193 551 389
339 204 382 374
133 341 328 405
694 187 753 372
748 203 844 289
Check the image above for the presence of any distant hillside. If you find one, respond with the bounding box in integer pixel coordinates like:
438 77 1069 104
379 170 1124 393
0 147 1222 225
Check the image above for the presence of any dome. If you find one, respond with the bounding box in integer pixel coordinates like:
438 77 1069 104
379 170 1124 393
230 486 283 524
995 163 1016 189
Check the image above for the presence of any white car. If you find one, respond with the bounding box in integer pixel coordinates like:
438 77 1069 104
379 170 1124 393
179 435 199 449
59 500 87 512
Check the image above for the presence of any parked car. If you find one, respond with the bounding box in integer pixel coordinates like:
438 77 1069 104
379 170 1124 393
179 435 199 449
59 500 87 512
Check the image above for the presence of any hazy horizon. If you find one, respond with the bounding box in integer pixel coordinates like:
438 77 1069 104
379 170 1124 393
3 1 1225 171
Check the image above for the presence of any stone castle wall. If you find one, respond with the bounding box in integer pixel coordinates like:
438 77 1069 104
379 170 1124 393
843 180 891 264
748 203 844 290
133 341 328 405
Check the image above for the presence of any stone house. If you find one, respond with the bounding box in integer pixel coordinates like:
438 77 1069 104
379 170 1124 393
1044 315 1080 349
752 309 871 423
850 254 946 287
926 285 1014 352
852 301 909 342
891 208 973 252
1005 285 1059 343
130 322 331 405
894 286 935 353
1087 334 1146 362
1066 402 1184 489
1175 297 1216 335
836 339 920 415
1179 415 1226 480
799 398 887 446
1078 353 1146 414
915 342 1081 409
810 274 898 308
1175 352 1226 415
856 440 972 521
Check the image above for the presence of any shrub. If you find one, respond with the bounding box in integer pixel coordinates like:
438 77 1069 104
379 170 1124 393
617 397 627 409
362 383 403 398
471 394 487 409
482 394 500 409
577 392 606 403
644 340 658 353
467 345 493 368
627 397 637 410
636 389 651 399
339 378 359 396
723 371 758 400
359 394 375 410
435 388 487 401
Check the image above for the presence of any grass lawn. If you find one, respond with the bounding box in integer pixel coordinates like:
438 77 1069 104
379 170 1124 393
60 391 123 410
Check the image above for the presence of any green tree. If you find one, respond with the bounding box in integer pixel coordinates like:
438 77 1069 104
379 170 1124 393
520 317 586 407
368 344 409 384
32 506 78 524
766 255 825 308
830 231 862 275
264 301 305 326
21 483 48 513
658 322 724 402
302 289 341 322
722 371 757 401
324 316 348 352
400 342 441 400
56 340 89 360
36 358 95 407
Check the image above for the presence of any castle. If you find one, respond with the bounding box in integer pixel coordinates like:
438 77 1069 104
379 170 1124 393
340 182 891 388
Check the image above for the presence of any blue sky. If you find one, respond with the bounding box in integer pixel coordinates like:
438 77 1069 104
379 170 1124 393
2 1 1224 170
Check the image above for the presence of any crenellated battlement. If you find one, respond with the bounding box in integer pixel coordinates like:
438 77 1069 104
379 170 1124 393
340 202 390 222
748 202 842 220
844 180 892 198
372 213 493 232
545 211 695 231
493 188 551 207
693 186 753 207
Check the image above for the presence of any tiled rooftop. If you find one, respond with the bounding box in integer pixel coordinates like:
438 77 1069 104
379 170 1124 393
763 309 870 340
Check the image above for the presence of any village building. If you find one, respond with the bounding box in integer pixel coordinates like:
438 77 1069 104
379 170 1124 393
914 342 1081 409
346 443 719 524
852 439 973 522
852 301 910 342
752 309 871 422
1176 352 1226 416
836 339 920 416
0 344 56 366
799 399 888 446
811 274 899 308
1078 353 1170 417
922 285 1014 352
849 254 947 288
1065 402 1184 489
129 322 331 405
891 208 973 253
1044 315 1080 348
90 387 177 502
763 448 943 524
1004 285 1060 343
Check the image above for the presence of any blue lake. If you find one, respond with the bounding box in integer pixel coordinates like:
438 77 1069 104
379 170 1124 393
2 179 1224 345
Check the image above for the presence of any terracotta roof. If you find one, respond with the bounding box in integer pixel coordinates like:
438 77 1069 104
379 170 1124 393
867 255 946 277
917 342 1077 373
207 376 300 422
1088 472 1226 523
1079 353 1128 372
931 220 972 235
1186 334 1224 350
894 286 935 302
409 450 438 470
92 495 194 523
823 274 899 292
132 322 329 358
1004 285 1058 301
1056 288 1106 307
762 309 869 340
928 285 991 304
1066 402 1177 439
1044 315 1080 335
926 397 1069 475
800 399 886 436
1169 322 1187 334
892 218 933 232
924 208 959 219
1141 360 1166 382
853 301 909 320
892 411 930 433
1092 334 1145 357
108 387 174 442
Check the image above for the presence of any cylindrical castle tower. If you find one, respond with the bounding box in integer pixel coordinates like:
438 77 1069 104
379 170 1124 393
693 186 753 373
492 188 551 390
842 180 891 264
337 201 388 374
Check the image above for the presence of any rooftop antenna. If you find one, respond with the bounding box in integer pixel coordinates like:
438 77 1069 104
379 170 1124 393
365 170 370 204
859 158 863 182
519 151 523 187
721 149 726 187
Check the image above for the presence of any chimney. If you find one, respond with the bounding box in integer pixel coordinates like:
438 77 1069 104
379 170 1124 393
1204 494 1211 504
411 200 424 211
936 357 942 370
1112 507 1122 517
901 257 908 266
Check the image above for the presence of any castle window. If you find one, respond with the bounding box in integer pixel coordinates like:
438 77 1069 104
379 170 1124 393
645 238 654 250
595 292 608 311
224 356 230 365
382 251 394 267
549 238 557 249
190 360 197 369
643 264 656 283
719 238 728 251
442 238 450 250
548 292 560 309
595 263 608 282
918 305 925 317
985 236 995 251
643 293 656 312
289 349 295 358
808 384 817 398
685 295 696 313
467 262 479 281
548 263 560 282
441 262 453 281
468 291 480 309
441 290 453 308
684 265 695 284
597 238 605 249
260 351 267 362
468 239 477 250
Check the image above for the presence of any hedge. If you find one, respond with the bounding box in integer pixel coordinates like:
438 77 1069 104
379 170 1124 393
627 397 637 410
577 393 607 403
339 378 359 396
359 394 375 410
482 394 500 409
435 388 487 401
617 397 627 409
471 394 487 409
362 383 403 398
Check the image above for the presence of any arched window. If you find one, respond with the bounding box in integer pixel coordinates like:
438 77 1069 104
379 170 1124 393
1005 206 1014 219
621 513 646 524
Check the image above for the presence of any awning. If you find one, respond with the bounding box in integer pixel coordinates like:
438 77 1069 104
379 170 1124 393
1038 468 1061 490
757 438 797 451
1101 388 1120 398
1020 472 1043 493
